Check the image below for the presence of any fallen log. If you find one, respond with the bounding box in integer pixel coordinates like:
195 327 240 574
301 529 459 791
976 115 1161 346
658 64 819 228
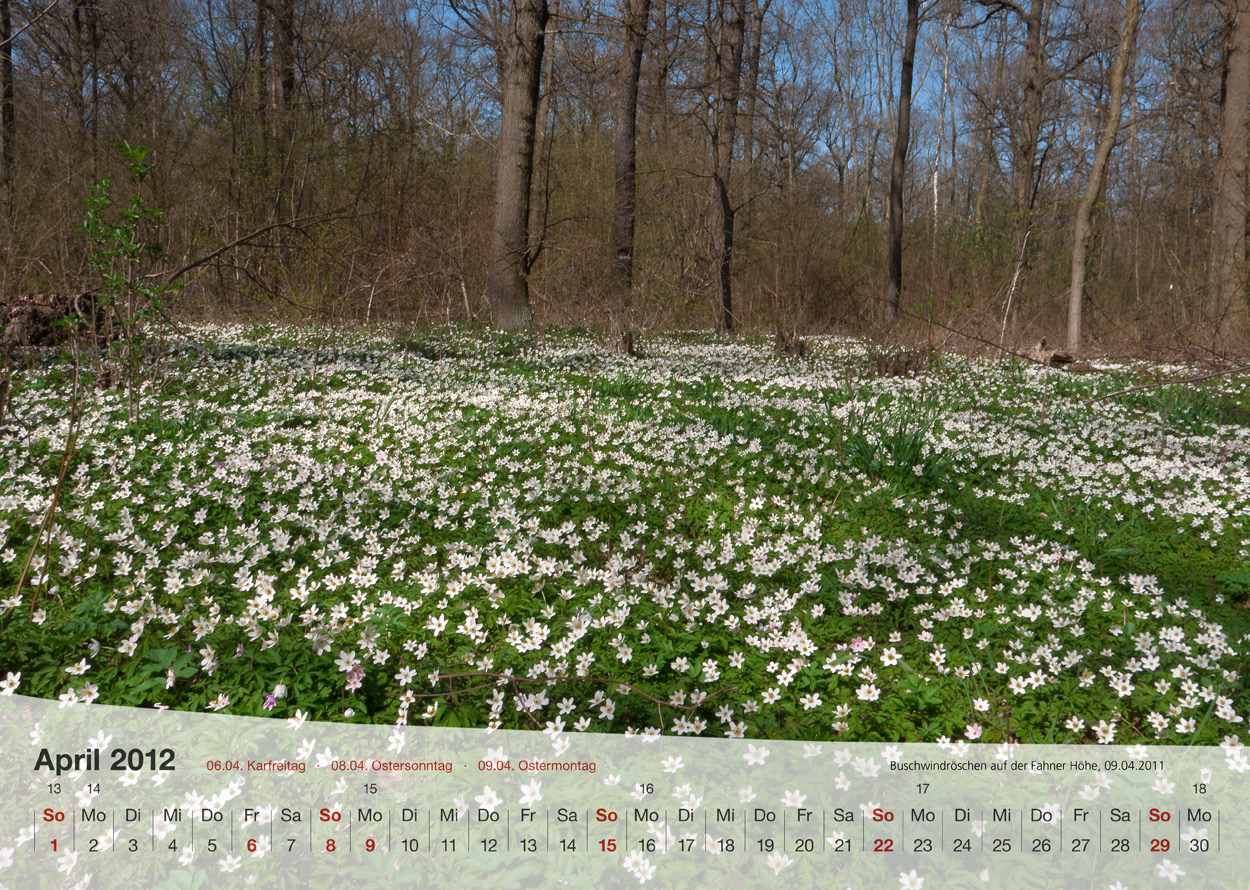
774 329 810 359
1025 337 1076 367
0 293 109 351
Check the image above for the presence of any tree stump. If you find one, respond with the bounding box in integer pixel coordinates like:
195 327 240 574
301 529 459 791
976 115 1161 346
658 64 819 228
774 329 809 359
1025 338 1076 367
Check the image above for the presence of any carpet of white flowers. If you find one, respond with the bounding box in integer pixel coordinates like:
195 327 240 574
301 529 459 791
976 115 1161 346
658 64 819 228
1 324 1248 745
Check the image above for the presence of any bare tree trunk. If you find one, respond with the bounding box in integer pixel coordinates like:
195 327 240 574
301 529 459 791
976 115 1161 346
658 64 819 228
68 0 87 171
932 12 951 228
610 0 652 342
487 0 549 331
737 0 767 266
1009 0 1047 335
973 35 1005 228
275 0 295 115
886 0 919 324
1210 0 1250 343
85 0 98 179
646 0 670 136
1014 0 1046 214
273 0 297 235
254 0 268 165
713 0 746 332
0 0 13 210
1067 0 1140 351
528 1 558 276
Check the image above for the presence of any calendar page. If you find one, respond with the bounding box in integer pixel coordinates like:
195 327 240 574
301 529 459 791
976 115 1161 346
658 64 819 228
1 693 1244 889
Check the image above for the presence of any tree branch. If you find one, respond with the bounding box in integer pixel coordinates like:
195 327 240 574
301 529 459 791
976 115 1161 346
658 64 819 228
146 209 352 289
956 2 1016 29
1087 365 1250 403
406 669 737 715
1 0 61 50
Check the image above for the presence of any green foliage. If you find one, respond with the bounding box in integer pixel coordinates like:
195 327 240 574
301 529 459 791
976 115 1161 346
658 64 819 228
1 327 1248 749
82 142 180 322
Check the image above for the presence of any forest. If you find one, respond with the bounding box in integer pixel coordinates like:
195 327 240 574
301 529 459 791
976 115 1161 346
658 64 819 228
0 0 1246 355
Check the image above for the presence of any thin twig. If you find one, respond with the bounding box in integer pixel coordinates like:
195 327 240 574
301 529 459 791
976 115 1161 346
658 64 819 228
511 677 544 729
405 670 736 714
1086 364 1250 404
0 0 60 50
13 352 81 616
999 228 1031 350
886 298 1052 366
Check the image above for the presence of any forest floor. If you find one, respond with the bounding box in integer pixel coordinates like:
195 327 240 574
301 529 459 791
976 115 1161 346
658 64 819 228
1 323 1248 746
